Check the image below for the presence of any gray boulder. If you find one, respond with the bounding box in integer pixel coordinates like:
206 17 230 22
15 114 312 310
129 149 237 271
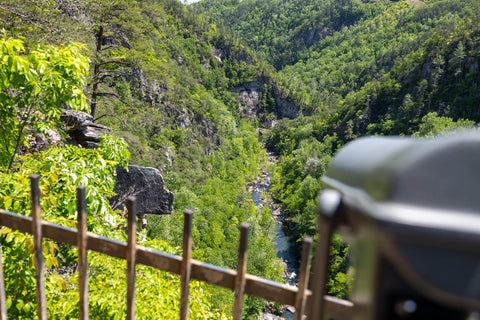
111 165 174 215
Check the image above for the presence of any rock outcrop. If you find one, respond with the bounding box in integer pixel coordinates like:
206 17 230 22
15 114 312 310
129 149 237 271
231 77 300 122
61 110 111 148
232 80 263 120
274 95 299 119
111 165 174 216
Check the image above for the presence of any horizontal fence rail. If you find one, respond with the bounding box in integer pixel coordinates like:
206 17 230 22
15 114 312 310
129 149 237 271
0 176 353 319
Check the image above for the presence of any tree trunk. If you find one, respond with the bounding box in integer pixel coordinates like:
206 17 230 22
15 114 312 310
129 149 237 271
91 25 104 119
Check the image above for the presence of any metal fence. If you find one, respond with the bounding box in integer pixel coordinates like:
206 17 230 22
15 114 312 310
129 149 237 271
0 175 353 320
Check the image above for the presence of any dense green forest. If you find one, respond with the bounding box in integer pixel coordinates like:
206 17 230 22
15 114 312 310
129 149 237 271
1 0 480 318
196 0 480 298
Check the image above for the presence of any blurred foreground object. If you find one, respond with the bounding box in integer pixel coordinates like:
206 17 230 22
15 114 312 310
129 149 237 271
318 132 480 320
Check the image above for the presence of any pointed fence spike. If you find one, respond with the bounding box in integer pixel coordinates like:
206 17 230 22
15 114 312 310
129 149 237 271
126 196 137 320
233 222 250 320
0 245 7 320
308 218 336 319
31 175 47 320
77 186 89 320
180 209 193 320
294 237 312 320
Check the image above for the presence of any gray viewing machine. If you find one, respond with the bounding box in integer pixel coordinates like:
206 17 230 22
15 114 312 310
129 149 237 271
314 132 480 320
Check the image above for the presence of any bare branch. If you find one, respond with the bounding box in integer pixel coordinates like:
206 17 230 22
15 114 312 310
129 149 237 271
88 69 133 85
111 185 146 212
96 60 134 67
94 90 133 110
93 114 130 128
100 45 121 51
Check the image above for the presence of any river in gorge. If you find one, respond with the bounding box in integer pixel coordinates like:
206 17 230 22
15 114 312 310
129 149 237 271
249 155 300 284
251 181 299 283
249 159 299 320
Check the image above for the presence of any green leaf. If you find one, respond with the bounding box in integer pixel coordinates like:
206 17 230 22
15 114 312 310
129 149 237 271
15 299 23 311
22 302 31 313
3 197 12 210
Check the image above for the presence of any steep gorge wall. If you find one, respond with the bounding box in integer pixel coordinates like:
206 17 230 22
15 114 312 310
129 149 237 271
231 78 300 123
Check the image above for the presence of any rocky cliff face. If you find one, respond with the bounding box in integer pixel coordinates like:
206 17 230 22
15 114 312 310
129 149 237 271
274 95 299 119
231 78 300 122
231 79 263 120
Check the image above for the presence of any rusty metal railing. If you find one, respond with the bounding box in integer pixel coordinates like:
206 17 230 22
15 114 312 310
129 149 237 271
0 175 353 320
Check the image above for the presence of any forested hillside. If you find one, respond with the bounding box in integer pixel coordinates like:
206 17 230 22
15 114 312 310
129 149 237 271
1 0 480 317
196 0 480 297
198 0 480 128
196 0 389 69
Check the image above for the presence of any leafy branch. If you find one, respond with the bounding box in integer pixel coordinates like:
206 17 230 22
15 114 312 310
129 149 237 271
0 34 89 172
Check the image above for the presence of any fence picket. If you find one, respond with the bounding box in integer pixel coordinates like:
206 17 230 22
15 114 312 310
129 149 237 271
180 210 193 320
77 186 89 320
294 237 312 320
0 245 7 320
31 175 47 320
126 197 137 320
233 222 249 320
308 209 336 320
